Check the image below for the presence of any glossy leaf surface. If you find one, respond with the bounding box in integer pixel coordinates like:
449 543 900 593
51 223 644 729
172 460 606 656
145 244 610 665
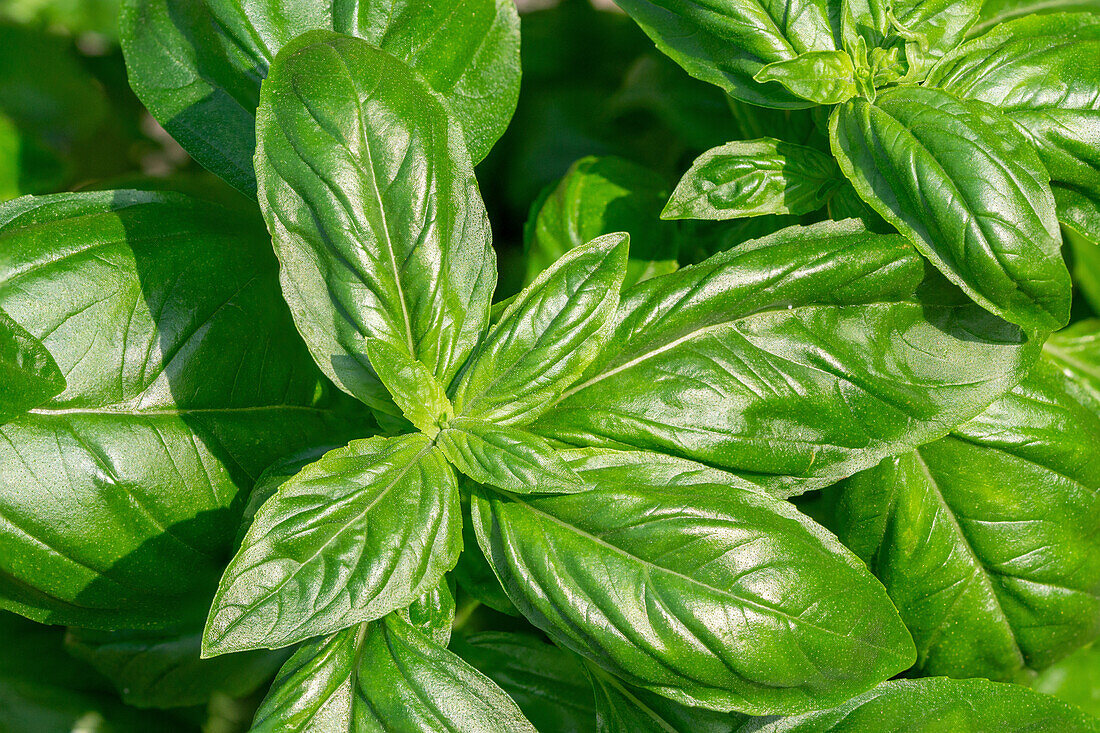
0 306 64 424
928 13 1100 245
0 191 367 630
738 677 1100 731
524 156 677 289
831 86 1070 332
472 481 915 715
121 0 520 192
365 338 451 437
251 616 537 732
832 340 1100 680
255 32 496 418
535 221 1039 495
754 51 858 106
437 417 582 493
453 233 628 426
204 434 460 655
663 138 839 221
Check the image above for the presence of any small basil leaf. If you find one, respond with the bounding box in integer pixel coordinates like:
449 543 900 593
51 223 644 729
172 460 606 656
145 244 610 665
524 156 678 289
927 13 1100 246
398 576 456 649
754 51 859 106
255 31 496 419
830 86 1071 332
452 631 598 733
0 306 64 424
0 191 369 631
203 434 461 655
738 677 1100 731
365 338 452 437
535 221 1039 495
438 417 583 494
662 138 841 221
121 0 520 192
63 626 289 709
1033 643 1100 718
251 616 538 733
453 233 629 426
587 662 749 733
471 481 915 715
613 0 837 108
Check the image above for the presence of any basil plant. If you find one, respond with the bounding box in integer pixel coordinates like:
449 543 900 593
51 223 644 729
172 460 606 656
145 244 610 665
0 0 1097 730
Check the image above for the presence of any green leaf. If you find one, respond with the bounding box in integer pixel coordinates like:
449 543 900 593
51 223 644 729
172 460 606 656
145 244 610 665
534 221 1040 496
830 85 1071 332
251 616 538 733
237 447 337 549
451 501 519 617
1033 643 1100 718
203 434 460 655
453 233 629 427
471 480 915 715
438 417 583 494
737 677 1100 731
365 338 452 437
254 31 497 420
754 51 859 106
613 0 839 108
662 138 840 221
927 13 1100 246
524 156 678 289
587 662 749 733
1070 231 1100 313
397 576 455 648
886 0 983 74
561 446 765 493
63 626 289 709
971 0 1100 36
0 306 64 424
452 631 598 733
120 0 520 192
0 191 369 631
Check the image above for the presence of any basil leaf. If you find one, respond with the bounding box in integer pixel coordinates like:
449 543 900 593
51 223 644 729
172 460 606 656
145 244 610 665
254 31 496 419
0 306 64 424
452 631 598 733
453 233 628 427
613 0 837 108
927 13 1100 246
438 417 583 494
398 576 455 648
971 0 1100 36
252 616 538 733
887 0 983 75
63 626 289 709
535 221 1039 495
830 85 1070 332
471 481 915 715
365 338 452 437
662 138 840 221
0 191 368 631
524 156 678 289
738 677 1100 731
120 0 519 192
562 446 765 493
1070 231 1100 312
203 434 460 655
1033 643 1100 718
754 51 859 106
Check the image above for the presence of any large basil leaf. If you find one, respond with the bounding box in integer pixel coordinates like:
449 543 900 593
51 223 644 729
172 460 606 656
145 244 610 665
251 616 537 732
738 677 1100 731
204 434 460 655
534 221 1039 495
524 156 677 289
927 13 1100 245
831 331 1100 680
254 31 496 420
120 0 519 193
471 481 915 715
612 0 837 108
830 85 1070 332
662 138 840 221
437 417 582 493
1033 643 1100 717
0 191 368 631
64 626 288 709
0 306 64 424
452 631 598 733
453 233 628 427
